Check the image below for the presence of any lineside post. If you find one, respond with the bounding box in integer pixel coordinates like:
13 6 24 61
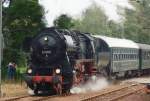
0 0 2 97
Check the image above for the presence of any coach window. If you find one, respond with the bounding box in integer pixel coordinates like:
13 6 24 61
124 54 125 60
118 54 120 60
116 54 118 60
131 54 133 59
115 54 117 60
124 54 126 59
113 54 115 60
114 54 116 60
132 54 134 59
120 54 122 60
117 54 120 60
120 53 122 60
129 54 131 60
129 54 131 59
131 54 133 60
116 54 117 60
136 54 138 59
133 54 135 59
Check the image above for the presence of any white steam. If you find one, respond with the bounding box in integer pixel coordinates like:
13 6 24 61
28 87 34 95
70 76 109 94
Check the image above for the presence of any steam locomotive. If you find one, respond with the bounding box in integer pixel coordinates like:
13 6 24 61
23 27 150 95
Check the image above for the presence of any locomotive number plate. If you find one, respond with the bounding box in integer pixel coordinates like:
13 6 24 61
42 50 52 54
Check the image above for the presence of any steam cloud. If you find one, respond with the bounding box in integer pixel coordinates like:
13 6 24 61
70 76 109 94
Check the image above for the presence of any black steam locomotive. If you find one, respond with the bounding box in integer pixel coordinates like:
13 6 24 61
23 27 150 95
23 27 95 95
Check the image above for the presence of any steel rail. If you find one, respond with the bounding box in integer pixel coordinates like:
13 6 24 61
80 83 140 101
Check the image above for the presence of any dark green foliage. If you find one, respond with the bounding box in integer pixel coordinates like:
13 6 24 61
2 0 46 80
54 14 74 29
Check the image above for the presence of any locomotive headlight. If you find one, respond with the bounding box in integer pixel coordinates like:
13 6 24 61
55 69 60 74
73 70 76 74
44 37 48 41
27 69 32 74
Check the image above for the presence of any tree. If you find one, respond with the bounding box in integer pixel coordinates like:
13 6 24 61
73 4 120 37
124 0 150 44
2 0 46 66
74 5 107 35
54 14 74 29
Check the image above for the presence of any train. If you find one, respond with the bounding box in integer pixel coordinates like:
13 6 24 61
23 27 150 95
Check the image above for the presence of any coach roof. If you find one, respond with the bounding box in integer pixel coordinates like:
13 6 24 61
93 35 139 49
137 43 150 50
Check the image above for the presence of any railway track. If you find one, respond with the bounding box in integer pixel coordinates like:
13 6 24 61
1 83 145 101
1 95 29 101
80 83 145 101
1 95 58 101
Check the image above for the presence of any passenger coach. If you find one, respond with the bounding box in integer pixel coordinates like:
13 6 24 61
93 35 139 78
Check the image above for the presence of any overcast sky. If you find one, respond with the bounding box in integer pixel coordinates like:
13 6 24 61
39 0 134 27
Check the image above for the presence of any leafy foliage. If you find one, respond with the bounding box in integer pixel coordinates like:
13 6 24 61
73 5 123 38
2 0 46 67
124 0 150 44
54 14 74 29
